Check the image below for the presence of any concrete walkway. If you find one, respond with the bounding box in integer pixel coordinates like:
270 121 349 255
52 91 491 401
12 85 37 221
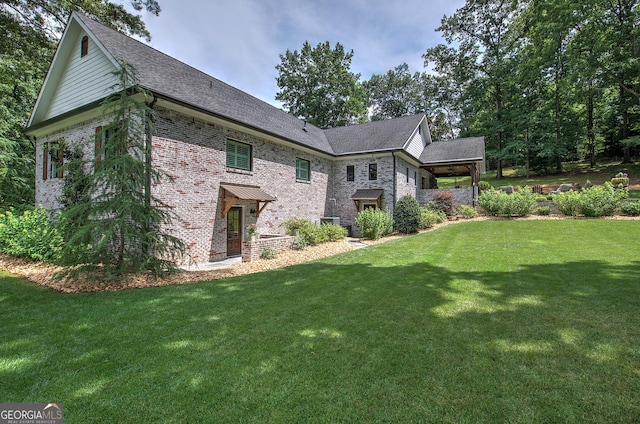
180 256 242 272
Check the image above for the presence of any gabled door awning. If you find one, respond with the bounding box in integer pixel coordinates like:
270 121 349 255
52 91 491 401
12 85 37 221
351 189 384 210
220 184 276 218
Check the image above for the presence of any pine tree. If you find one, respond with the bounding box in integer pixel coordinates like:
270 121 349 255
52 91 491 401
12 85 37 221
60 63 184 277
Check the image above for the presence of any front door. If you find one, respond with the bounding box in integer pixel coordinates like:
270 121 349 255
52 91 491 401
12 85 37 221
227 207 242 257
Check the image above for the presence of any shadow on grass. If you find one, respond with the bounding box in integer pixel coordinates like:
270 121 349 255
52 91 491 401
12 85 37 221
1 257 639 422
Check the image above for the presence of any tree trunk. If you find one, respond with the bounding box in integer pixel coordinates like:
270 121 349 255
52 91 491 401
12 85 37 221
586 85 596 168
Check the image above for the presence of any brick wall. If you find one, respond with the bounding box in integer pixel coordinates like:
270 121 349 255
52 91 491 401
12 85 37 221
242 235 294 262
151 107 332 262
35 115 115 210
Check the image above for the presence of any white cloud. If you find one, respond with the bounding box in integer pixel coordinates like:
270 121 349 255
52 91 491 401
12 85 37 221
142 0 465 106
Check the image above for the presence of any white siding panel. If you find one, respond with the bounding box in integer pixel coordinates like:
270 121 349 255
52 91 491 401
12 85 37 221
405 130 425 159
45 35 118 120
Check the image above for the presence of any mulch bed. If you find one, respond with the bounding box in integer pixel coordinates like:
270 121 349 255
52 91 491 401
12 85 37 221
1 215 637 293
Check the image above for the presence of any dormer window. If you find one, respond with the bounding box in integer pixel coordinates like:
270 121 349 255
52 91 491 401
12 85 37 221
81 36 89 57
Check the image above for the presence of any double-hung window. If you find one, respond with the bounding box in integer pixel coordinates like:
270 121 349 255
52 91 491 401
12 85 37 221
369 163 377 180
94 125 120 171
346 165 354 181
226 139 252 171
296 158 310 181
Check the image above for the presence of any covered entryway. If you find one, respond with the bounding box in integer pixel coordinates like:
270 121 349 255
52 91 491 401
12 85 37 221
220 183 276 258
226 207 242 257
351 189 384 211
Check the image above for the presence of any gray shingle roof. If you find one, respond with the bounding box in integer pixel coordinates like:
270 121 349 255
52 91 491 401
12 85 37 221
420 137 485 164
76 13 334 155
72 13 483 166
324 114 424 155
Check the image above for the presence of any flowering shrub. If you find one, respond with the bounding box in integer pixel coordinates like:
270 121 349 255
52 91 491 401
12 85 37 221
246 223 257 236
611 172 630 188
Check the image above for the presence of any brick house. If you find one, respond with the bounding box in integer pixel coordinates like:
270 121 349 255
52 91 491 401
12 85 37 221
26 13 485 263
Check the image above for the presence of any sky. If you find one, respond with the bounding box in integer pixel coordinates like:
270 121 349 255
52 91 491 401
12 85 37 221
138 0 466 107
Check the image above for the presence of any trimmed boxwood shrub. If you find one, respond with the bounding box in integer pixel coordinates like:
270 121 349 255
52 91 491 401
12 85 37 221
355 208 394 240
393 195 421 234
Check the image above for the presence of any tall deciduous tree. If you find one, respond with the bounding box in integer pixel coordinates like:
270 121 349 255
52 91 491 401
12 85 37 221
59 64 184 276
424 0 523 178
0 1 160 211
275 41 368 129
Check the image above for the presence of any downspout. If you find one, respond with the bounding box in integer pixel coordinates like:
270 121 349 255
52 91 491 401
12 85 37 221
391 152 397 214
144 94 158 212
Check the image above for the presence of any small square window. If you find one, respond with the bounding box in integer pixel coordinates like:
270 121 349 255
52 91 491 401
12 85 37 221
296 158 310 181
369 163 377 181
346 165 354 181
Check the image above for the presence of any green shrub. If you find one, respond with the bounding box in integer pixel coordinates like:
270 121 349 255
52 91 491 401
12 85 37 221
429 191 457 216
322 223 348 241
393 195 421 234
284 218 312 235
420 205 447 229
478 181 492 192
536 206 552 216
291 237 308 250
621 201 640 216
577 183 626 217
260 246 277 259
0 208 63 262
284 218 346 245
355 208 394 240
478 188 536 217
553 190 581 216
457 205 478 219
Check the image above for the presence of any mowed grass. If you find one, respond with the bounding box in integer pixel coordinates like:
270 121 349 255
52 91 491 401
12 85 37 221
438 160 640 188
1 220 639 423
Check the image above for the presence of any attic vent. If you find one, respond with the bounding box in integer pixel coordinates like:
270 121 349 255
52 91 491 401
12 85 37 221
81 35 89 57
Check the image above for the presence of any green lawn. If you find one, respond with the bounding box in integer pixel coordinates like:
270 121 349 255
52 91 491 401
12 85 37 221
2 220 639 422
438 160 640 188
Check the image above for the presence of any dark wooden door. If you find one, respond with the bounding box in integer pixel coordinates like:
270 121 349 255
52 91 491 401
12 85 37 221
227 207 242 256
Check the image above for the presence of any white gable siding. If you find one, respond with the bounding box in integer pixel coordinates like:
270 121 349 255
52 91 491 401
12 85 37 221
404 129 425 159
45 34 118 120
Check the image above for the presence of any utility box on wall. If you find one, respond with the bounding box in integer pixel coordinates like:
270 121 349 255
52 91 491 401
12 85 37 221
320 217 340 226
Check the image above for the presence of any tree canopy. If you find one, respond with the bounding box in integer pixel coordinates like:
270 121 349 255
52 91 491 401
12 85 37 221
0 0 160 211
275 41 368 129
